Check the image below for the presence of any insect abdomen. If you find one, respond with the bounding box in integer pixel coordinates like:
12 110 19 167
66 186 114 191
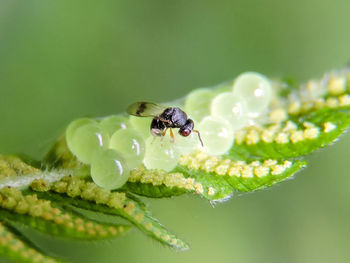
150 118 166 136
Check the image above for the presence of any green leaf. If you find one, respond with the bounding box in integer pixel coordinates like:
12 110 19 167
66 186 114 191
123 153 306 199
228 107 350 160
1 69 350 262
0 185 129 241
0 222 61 263
124 165 233 200
0 155 41 181
42 136 80 170
28 176 189 251
178 151 306 192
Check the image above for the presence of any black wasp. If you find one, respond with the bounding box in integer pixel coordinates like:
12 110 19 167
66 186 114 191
127 102 203 146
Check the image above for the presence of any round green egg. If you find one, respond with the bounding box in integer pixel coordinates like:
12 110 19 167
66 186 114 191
66 118 95 149
90 149 129 190
211 92 248 130
67 123 109 164
129 115 152 139
198 116 234 156
184 88 216 122
232 72 272 115
173 132 200 155
143 136 180 172
100 115 130 136
109 128 145 169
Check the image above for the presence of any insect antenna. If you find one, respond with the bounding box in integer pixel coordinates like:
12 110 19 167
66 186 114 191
193 130 204 147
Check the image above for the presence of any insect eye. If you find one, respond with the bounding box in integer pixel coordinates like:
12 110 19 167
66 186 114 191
181 129 191 137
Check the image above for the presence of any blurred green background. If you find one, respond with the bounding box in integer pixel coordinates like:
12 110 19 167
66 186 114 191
1 1 350 262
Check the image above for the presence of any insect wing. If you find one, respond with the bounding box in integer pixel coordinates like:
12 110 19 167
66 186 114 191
126 102 165 117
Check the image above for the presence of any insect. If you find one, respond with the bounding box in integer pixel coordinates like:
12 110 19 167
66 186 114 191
127 102 204 146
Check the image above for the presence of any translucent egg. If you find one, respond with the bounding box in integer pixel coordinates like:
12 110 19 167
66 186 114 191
198 116 234 156
173 131 200 155
100 115 130 136
268 80 288 109
68 123 109 164
66 118 95 149
232 72 272 115
211 92 248 130
184 89 216 122
129 116 152 139
109 128 145 169
90 149 129 190
214 84 232 94
143 136 180 172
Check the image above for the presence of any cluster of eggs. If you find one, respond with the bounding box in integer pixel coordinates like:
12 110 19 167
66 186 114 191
65 116 142 190
65 72 273 190
185 72 272 156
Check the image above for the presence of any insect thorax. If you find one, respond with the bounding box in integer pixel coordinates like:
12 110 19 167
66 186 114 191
160 107 188 127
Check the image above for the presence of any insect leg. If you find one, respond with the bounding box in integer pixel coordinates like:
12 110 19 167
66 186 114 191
169 128 175 143
155 116 172 125
151 136 158 144
193 130 204 147
161 128 168 141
